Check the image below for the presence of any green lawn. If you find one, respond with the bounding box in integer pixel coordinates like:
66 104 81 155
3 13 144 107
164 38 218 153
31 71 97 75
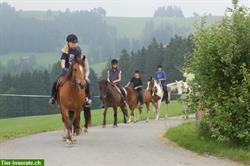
0 101 182 143
165 122 250 165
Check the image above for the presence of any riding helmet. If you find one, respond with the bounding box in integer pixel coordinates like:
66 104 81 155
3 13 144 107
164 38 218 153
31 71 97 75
66 34 78 43
111 59 118 65
157 65 162 68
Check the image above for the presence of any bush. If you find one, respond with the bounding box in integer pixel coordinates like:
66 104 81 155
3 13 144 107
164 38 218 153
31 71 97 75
186 0 250 145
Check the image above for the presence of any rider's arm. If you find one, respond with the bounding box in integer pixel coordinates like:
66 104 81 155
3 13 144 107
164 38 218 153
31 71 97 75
134 85 143 90
60 59 66 69
125 82 131 87
159 71 166 81
113 71 122 84
134 79 143 89
107 70 111 82
60 53 67 69
84 57 90 81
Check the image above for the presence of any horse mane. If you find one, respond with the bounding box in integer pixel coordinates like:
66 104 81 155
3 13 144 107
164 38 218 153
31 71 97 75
99 80 114 97
66 57 85 80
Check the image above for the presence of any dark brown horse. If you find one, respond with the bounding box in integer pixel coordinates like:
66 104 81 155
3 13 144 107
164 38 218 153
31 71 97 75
125 87 151 122
57 57 90 144
99 80 128 128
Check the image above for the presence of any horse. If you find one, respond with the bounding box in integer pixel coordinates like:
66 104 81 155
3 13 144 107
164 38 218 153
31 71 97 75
57 57 90 144
175 80 191 119
99 80 128 128
146 77 164 120
125 87 151 123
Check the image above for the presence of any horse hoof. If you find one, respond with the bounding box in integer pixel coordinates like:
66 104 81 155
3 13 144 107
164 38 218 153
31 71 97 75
66 139 73 144
83 128 88 133
103 125 106 128
62 136 67 142
113 125 118 128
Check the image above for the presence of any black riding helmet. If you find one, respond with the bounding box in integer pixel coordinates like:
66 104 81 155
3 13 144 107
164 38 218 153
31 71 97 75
111 59 118 65
66 34 78 43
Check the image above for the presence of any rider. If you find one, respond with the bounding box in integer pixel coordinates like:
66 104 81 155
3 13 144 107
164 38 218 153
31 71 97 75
126 70 144 106
153 65 168 103
49 34 91 106
107 59 126 101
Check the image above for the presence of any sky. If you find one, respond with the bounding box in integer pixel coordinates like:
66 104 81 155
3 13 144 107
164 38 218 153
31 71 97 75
1 0 249 17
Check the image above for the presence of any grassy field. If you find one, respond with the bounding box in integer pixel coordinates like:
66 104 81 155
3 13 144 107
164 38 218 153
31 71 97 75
91 62 107 76
105 16 221 38
18 11 221 39
0 101 182 143
0 52 58 68
165 122 250 165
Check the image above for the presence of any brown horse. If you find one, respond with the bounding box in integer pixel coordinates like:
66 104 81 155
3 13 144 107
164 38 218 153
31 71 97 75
125 87 151 122
99 80 128 128
57 57 89 144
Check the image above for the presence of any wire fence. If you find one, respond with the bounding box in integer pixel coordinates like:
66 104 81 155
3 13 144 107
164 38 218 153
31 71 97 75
0 94 100 119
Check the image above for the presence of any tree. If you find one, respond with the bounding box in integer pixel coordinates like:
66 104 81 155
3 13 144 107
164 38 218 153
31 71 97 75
185 0 250 145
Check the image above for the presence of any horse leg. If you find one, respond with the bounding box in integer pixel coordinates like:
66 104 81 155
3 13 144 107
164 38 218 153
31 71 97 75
61 109 73 144
128 109 134 123
120 105 128 124
113 107 118 128
146 102 150 122
153 101 158 120
73 110 81 136
155 100 161 120
66 110 75 144
103 108 108 128
137 108 142 122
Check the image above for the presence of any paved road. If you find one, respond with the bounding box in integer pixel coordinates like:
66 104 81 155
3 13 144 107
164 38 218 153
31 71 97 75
0 117 242 166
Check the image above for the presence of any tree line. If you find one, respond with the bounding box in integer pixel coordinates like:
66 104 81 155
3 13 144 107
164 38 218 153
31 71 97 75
154 6 184 17
101 36 194 86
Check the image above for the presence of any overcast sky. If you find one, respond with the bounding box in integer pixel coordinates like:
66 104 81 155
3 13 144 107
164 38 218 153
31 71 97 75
1 0 249 17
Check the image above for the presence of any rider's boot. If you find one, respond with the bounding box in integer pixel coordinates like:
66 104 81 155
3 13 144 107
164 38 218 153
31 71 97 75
49 81 57 105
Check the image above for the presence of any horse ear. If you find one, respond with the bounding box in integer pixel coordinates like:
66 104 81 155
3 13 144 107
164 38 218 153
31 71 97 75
82 55 86 61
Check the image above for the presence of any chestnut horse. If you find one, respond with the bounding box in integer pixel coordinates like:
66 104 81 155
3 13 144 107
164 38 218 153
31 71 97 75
57 57 89 144
125 87 151 122
99 80 128 128
147 77 164 120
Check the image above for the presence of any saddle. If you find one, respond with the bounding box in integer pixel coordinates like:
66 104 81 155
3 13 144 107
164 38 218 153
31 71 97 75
114 85 127 98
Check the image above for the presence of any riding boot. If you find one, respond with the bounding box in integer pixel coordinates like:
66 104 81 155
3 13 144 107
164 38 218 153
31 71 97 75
49 81 57 104
163 87 169 104
85 81 92 107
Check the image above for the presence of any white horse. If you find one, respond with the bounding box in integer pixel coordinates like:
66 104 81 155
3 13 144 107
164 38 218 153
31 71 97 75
147 78 164 120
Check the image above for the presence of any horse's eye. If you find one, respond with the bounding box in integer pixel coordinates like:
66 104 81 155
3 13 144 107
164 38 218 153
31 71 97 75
74 69 77 71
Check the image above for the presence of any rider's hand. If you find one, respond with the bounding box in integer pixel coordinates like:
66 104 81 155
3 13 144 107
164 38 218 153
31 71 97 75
61 68 68 75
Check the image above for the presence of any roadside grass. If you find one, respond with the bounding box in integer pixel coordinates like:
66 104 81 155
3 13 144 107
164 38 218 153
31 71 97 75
0 101 182 143
165 122 250 165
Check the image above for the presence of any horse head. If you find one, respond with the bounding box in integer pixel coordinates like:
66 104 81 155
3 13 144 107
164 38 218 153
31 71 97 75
147 77 157 95
67 57 86 89
176 80 189 95
98 80 111 99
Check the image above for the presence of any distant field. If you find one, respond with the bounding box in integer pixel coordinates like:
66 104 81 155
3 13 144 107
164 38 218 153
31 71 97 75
18 11 221 38
0 52 59 69
91 62 107 76
0 100 182 143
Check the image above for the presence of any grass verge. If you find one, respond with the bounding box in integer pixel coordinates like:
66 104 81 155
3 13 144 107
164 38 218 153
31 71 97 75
164 122 250 165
